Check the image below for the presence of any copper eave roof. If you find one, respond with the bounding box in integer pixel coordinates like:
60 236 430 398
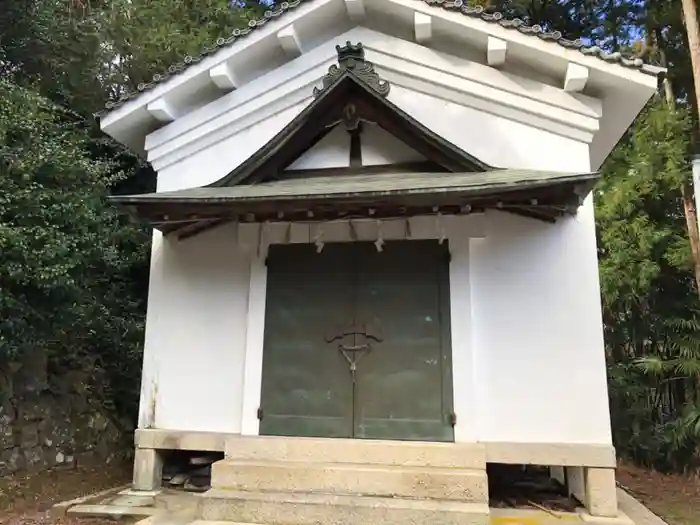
112 169 599 235
97 0 661 116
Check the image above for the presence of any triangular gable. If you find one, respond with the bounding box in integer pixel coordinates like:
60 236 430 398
206 41 490 188
285 124 429 172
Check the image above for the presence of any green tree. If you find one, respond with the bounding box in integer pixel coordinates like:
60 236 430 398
597 97 700 471
0 78 147 417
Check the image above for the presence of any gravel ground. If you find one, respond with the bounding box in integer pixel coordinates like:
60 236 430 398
0 462 131 525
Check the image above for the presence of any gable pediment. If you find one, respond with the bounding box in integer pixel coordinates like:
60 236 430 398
285 124 429 172
205 42 489 189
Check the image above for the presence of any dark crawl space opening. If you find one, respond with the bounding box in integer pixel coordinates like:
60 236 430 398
160 450 224 492
487 464 580 512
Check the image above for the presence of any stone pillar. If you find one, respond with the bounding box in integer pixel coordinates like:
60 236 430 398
584 467 618 517
565 466 585 503
133 448 163 491
550 466 566 485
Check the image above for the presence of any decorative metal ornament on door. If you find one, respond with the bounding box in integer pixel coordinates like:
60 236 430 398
325 322 383 382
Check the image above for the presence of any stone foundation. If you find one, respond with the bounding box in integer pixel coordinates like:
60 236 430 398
132 429 621 522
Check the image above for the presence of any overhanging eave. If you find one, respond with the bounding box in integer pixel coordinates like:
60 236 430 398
110 170 599 238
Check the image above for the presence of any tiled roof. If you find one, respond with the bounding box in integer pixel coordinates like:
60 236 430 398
98 0 660 115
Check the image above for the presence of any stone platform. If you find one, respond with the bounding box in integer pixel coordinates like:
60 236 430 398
197 435 490 525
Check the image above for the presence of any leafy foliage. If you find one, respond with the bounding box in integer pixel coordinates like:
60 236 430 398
597 98 700 471
0 79 148 418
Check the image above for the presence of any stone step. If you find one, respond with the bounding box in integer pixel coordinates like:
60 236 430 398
198 489 491 525
190 522 262 525
224 436 486 469
210 459 488 502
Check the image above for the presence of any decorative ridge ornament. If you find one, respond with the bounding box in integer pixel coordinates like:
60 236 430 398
313 42 390 98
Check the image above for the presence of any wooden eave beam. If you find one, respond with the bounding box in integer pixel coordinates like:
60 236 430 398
126 184 587 236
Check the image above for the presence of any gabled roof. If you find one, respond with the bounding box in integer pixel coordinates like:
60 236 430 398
99 0 660 116
110 43 599 238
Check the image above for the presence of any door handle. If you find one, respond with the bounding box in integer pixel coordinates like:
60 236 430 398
339 343 369 353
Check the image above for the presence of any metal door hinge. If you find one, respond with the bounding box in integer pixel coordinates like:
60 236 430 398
257 407 264 420
449 412 457 427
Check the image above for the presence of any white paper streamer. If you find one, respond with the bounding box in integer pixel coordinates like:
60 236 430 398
375 220 384 252
313 223 325 253
436 213 446 244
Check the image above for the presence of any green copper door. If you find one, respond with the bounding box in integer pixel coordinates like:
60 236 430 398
259 240 454 442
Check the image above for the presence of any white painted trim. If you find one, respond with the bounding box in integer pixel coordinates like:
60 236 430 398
387 0 658 88
565 63 590 92
277 24 304 58
145 43 338 151
414 12 432 44
344 0 365 21
378 62 597 143
209 62 239 90
100 0 339 129
447 226 476 442
360 28 602 116
487 36 507 67
145 27 603 170
147 98 179 123
240 256 268 436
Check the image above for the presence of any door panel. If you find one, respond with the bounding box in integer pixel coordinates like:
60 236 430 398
259 243 355 438
259 240 453 442
353 241 454 442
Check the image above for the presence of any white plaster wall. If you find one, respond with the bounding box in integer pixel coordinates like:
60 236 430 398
469 201 612 444
138 223 251 433
138 28 609 443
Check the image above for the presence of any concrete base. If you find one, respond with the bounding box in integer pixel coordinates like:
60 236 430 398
212 459 488 501
563 466 618 519
199 489 490 525
119 489 163 497
223 435 486 468
550 466 566 485
131 430 622 522
133 448 164 492
585 468 618 517
567 466 586 503
199 435 490 525
578 509 634 525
